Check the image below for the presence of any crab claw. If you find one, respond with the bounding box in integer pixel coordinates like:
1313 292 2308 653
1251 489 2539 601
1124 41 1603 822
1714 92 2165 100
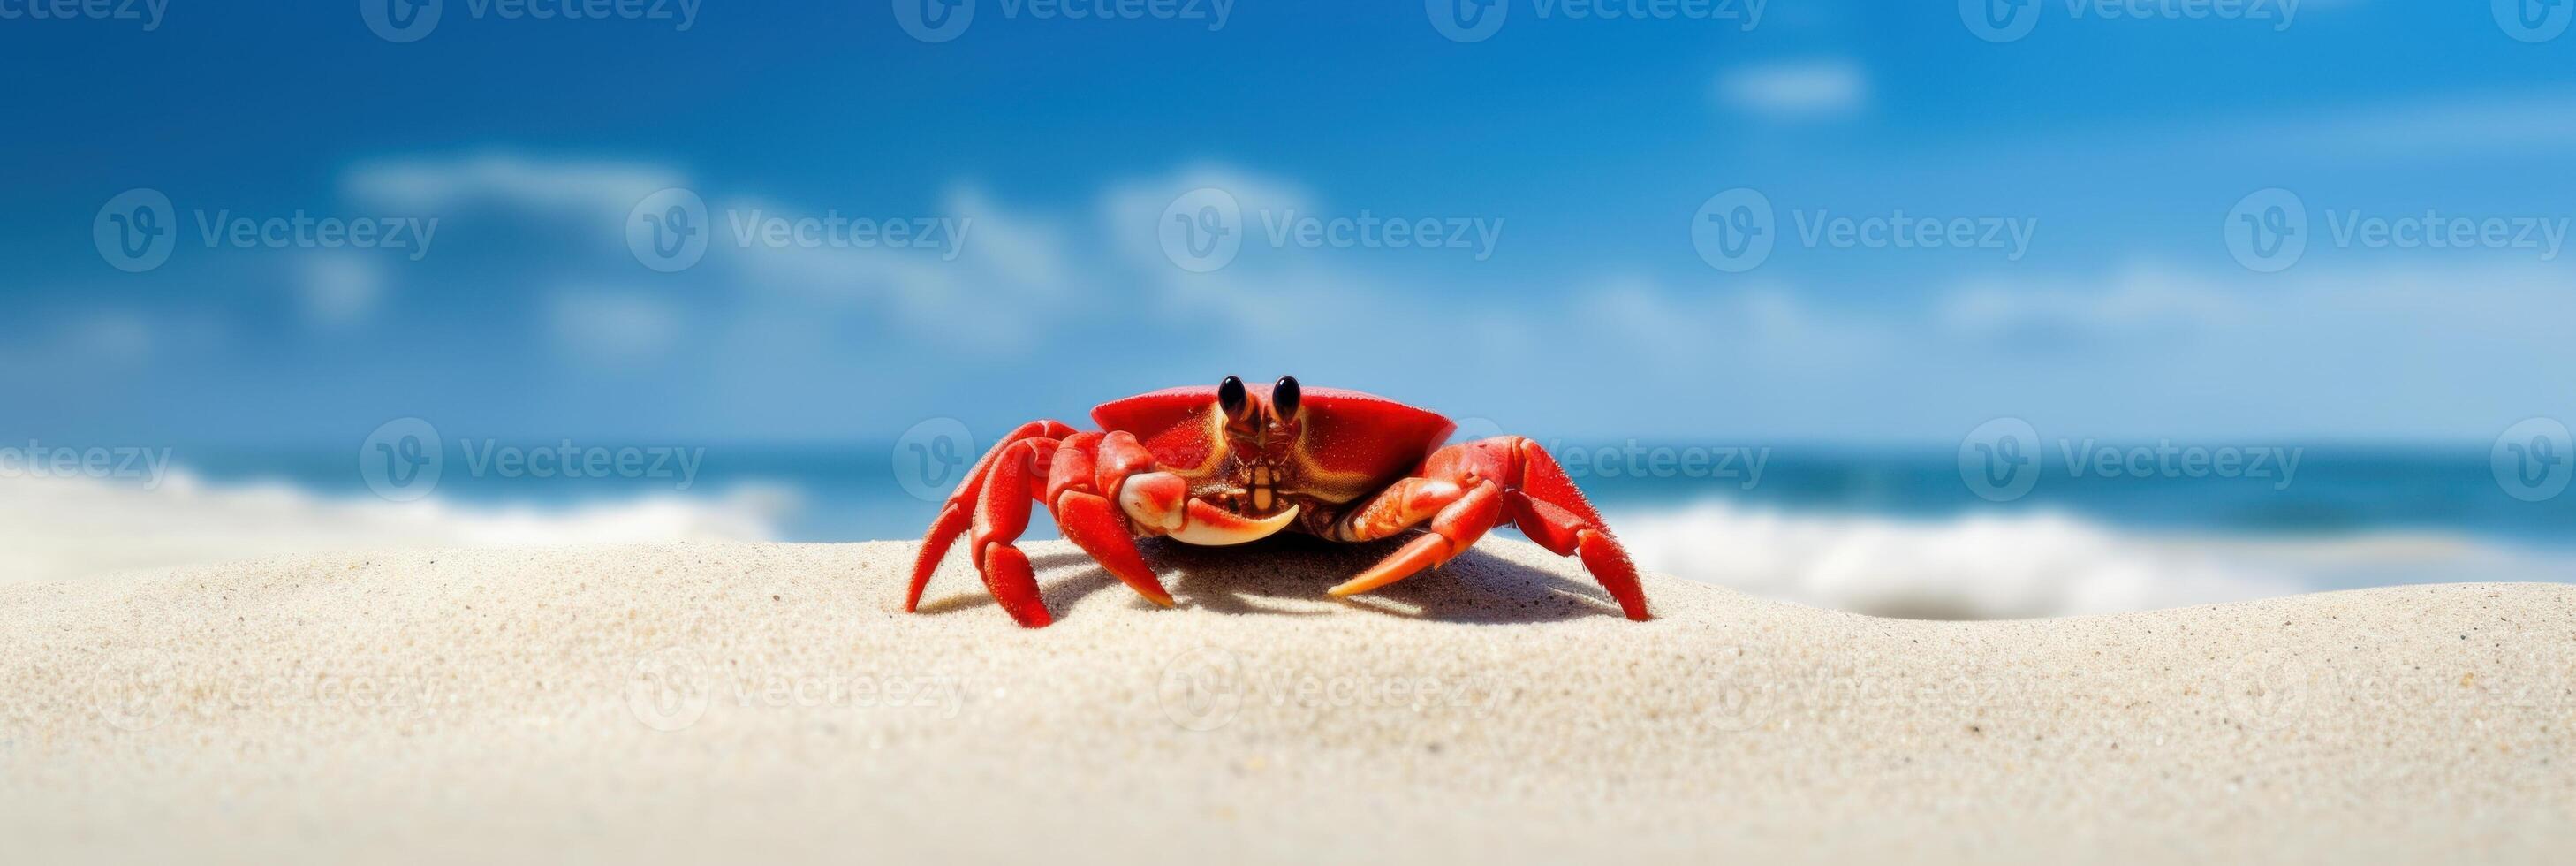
1118 471 1299 546
1171 499 1299 546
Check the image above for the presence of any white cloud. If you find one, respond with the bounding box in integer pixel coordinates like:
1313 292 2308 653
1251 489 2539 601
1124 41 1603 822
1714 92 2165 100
1098 164 1317 278
342 151 686 219
310 150 2576 442
722 185 1077 351
1716 58 1868 118
1537 259 2576 440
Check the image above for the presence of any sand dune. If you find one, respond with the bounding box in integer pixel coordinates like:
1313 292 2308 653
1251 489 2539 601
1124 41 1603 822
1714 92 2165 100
4 537 2571 864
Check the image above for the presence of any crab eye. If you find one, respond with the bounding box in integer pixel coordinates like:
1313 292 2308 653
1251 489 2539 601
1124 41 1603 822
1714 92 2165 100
1271 376 1301 420
1217 376 1248 418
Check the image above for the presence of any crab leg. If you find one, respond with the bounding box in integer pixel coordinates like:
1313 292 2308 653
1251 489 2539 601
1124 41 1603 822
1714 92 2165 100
966 437 1062 627
1042 432 1173 607
1325 437 1650 621
1327 478 1504 597
906 419 1075 612
1499 437 1649 621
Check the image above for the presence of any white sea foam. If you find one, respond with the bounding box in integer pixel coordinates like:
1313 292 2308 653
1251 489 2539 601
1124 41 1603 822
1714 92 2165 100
10 470 2565 619
1608 499 2576 620
0 470 792 585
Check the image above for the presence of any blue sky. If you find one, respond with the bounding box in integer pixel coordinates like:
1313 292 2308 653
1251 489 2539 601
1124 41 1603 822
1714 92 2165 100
4 0 2574 449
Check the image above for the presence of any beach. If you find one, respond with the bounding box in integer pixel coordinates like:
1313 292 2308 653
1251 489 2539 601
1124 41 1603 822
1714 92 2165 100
4 536 2571 864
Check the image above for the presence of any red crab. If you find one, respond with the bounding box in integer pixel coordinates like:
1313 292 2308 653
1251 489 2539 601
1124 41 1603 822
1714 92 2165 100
905 376 1650 627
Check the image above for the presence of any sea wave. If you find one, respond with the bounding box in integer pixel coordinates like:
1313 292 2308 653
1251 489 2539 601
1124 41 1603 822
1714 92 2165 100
1607 499 2574 620
0 470 792 585
11 471 2565 619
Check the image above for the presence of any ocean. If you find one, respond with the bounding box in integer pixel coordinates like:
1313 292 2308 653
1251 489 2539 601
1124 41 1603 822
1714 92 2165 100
14 441 2569 619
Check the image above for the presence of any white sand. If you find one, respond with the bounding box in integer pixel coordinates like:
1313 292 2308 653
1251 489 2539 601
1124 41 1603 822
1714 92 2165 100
4 537 2571 864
